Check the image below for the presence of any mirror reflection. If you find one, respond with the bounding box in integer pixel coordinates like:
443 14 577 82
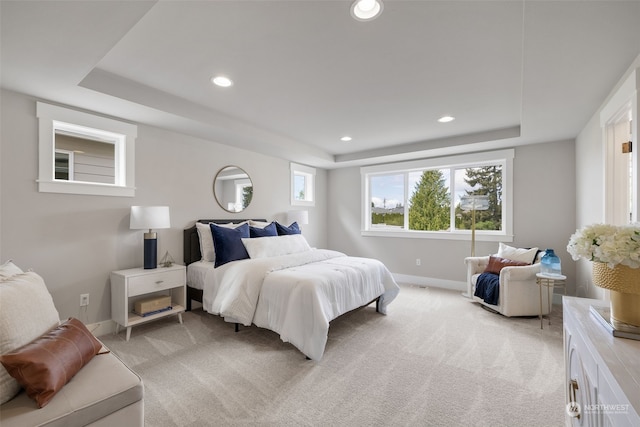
213 166 253 213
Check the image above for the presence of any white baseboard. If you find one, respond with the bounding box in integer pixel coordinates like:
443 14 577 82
392 273 466 292
86 320 117 337
84 280 555 335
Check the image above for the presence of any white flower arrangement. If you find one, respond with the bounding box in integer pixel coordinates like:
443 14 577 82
567 223 640 269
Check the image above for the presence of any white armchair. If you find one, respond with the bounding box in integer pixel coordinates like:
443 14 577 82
465 251 551 317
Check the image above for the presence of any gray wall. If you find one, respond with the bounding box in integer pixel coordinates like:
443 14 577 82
575 56 640 299
327 141 577 292
575 111 607 299
5 59 633 325
0 89 327 325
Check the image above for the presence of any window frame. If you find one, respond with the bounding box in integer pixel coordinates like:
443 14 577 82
360 149 514 241
37 102 137 197
290 162 315 206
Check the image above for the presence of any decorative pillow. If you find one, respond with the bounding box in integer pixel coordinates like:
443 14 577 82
275 221 301 236
196 222 235 262
0 317 103 408
242 234 312 259
211 223 250 268
250 222 277 238
0 272 60 404
0 260 24 280
496 243 539 264
483 256 530 275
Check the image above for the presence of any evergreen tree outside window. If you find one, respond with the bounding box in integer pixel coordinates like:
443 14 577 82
408 169 450 231
361 150 513 241
455 166 503 231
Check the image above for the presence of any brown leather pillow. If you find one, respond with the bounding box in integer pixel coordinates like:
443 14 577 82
484 256 530 275
0 317 103 408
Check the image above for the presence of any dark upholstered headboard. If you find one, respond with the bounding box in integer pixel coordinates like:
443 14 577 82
183 219 267 265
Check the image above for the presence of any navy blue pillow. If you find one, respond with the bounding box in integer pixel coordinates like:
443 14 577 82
210 223 250 268
275 221 301 235
250 222 277 238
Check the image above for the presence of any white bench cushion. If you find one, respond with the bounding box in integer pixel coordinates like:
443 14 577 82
0 349 143 427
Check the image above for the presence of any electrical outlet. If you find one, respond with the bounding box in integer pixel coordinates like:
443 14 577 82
416 258 421 266
80 293 89 307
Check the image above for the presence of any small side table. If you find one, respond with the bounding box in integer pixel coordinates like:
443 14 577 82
536 273 567 329
111 265 186 341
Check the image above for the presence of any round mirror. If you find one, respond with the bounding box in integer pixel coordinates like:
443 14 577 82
213 166 253 213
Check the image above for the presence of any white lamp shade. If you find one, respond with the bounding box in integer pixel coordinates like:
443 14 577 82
460 195 490 211
130 206 171 230
287 210 309 225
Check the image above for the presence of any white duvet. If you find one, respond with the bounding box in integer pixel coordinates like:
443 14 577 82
199 249 399 360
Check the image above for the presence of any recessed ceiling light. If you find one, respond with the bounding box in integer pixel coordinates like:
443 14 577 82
351 0 383 21
438 115 455 123
341 136 353 142
211 75 233 87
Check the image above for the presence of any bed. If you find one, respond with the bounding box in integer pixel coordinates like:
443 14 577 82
183 219 400 360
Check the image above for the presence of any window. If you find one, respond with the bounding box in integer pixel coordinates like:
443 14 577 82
37 102 137 197
54 150 73 180
291 162 315 206
361 150 514 241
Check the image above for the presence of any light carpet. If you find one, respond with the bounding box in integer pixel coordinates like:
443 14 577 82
99 284 565 426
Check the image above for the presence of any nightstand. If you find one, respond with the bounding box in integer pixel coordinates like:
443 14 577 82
110 264 186 341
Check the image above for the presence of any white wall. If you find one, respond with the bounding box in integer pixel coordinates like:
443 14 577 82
574 111 607 299
327 141 577 292
0 89 327 324
575 55 640 298
6 52 636 324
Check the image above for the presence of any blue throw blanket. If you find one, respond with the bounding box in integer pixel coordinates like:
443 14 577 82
474 272 500 305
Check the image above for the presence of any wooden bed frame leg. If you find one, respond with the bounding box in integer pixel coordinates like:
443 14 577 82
376 297 380 313
235 323 239 333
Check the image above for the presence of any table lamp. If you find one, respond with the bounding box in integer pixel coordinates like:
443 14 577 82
287 210 309 227
130 206 170 269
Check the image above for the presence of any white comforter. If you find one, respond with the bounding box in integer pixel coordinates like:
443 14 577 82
200 249 399 360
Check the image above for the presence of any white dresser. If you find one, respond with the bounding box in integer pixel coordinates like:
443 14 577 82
563 296 640 426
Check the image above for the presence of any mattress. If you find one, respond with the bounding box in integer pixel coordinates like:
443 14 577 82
186 260 214 291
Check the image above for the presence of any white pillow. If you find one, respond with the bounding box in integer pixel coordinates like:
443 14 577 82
0 271 60 404
497 243 538 264
0 260 23 280
249 220 271 228
242 234 311 259
196 222 216 262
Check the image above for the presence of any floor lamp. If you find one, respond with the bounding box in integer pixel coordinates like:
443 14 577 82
460 195 489 257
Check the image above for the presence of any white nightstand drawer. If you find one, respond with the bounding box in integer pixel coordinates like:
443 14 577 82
127 269 185 297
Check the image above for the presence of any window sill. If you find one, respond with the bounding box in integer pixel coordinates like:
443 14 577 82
361 229 513 242
37 180 135 197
